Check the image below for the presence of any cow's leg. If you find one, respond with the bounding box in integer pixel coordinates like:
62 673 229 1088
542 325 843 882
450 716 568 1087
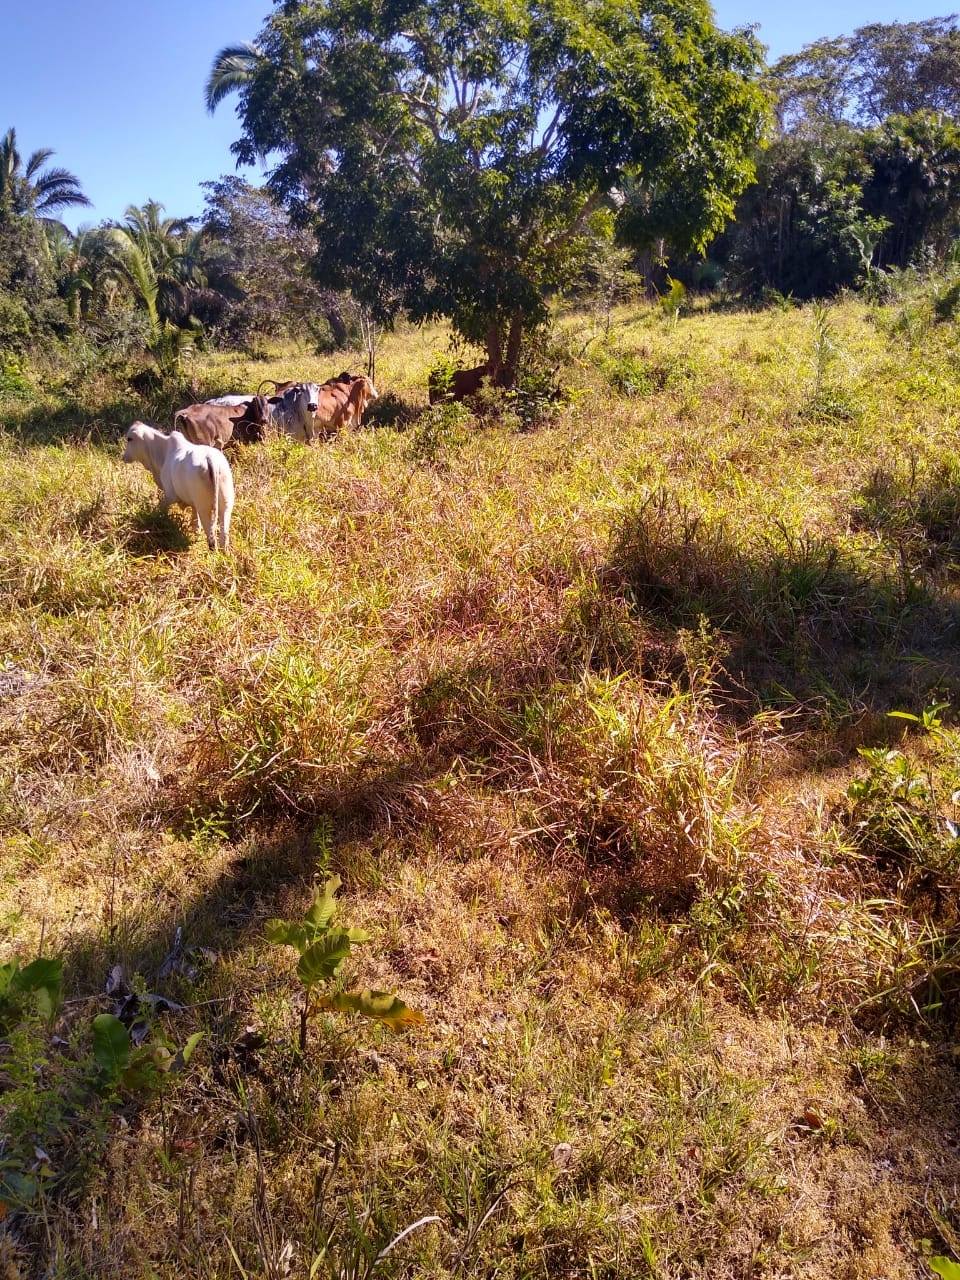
220 496 232 553
194 497 217 551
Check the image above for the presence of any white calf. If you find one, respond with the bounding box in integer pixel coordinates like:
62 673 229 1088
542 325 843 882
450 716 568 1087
122 421 234 551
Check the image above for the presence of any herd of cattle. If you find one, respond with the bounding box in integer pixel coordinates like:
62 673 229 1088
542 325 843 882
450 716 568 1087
176 371 380 449
121 370 380 553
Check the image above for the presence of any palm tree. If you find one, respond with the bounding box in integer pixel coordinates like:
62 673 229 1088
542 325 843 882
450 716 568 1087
205 42 262 113
0 127 90 223
46 224 120 322
107 200 240 334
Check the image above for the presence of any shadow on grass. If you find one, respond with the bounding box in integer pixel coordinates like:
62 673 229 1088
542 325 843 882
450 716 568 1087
602 488 960 726
0 391 176 449
362 391 425 430
853 459 960 563
15 815 388 1272
14 481 960 1272
122 504 193 557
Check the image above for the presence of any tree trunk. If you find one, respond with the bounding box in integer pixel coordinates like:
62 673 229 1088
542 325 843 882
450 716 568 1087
323 302 348 347
485 322 503 382
500 313 524 388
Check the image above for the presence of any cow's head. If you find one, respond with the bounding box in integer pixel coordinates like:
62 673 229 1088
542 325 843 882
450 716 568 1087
121 420 154 464
247 394 271 424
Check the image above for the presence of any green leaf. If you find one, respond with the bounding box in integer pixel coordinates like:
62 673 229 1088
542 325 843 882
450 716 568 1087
297 927 354 988
265 919 310 952
15 956 63 1021
14 956 63 993
930 1259 960 1280
92 1013 131 1079
303 876 341 931
0 1170 38 1209
181 1031 204 1065
317 989 426 1032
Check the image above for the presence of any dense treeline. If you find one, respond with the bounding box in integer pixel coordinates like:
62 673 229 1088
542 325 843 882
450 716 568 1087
710 17 960 297
4 13 960 382
0 135 353 378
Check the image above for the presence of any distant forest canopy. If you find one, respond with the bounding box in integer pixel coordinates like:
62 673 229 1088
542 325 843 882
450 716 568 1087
3 12 960 373
711 16 960 297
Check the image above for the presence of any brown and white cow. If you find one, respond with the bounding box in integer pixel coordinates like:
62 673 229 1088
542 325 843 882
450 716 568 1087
312 373 379 432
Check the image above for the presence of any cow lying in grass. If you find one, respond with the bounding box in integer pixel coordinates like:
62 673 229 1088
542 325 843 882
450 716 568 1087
122 422 234 552
176 396 271 448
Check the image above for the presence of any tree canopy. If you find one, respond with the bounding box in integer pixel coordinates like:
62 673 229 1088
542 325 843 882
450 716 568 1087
768 17 960 136
208 0 767 381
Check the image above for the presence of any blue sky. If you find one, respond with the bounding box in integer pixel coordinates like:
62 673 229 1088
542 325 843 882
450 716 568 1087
2 1 949 229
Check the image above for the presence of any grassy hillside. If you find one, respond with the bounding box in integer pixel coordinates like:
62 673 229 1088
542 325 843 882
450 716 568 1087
2 293 960 1279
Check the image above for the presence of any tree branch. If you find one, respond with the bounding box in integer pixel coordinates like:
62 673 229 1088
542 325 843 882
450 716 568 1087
537 104 564 157
447 65 465 110
541 189 608 252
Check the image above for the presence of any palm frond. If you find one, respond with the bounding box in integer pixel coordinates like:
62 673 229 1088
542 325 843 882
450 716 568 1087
106 227 159 329
24 148 55 181
205 42 261 113
33 167 91 213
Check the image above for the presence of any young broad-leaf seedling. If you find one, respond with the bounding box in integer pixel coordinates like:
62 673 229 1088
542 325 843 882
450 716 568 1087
265 875 424 1050
92 1013 203 1095
0 955 63 1033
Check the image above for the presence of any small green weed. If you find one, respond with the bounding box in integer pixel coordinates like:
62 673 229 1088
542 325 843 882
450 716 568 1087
266 875 424 1050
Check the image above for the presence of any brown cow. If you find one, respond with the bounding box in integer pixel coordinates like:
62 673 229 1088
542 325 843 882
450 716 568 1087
313 374 379 433
337 375 379 428
428 363 491 404
174 396 270 449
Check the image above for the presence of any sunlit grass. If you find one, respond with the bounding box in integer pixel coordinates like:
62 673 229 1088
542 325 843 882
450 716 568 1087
2 295 960 1277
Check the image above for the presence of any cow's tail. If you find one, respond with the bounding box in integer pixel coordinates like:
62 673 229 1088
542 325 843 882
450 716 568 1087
206 455 221 549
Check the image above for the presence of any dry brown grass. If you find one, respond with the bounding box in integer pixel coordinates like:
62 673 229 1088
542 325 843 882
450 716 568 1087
2 298 960 1277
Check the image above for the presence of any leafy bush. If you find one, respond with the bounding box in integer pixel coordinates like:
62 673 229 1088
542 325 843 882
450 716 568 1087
408 400 470 465
0 355 30 397
0 292 32 354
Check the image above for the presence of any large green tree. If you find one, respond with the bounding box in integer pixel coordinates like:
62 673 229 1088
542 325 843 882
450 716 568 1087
207 0 766 383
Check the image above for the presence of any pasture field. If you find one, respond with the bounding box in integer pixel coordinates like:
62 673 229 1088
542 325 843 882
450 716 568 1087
3 292 960 1279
